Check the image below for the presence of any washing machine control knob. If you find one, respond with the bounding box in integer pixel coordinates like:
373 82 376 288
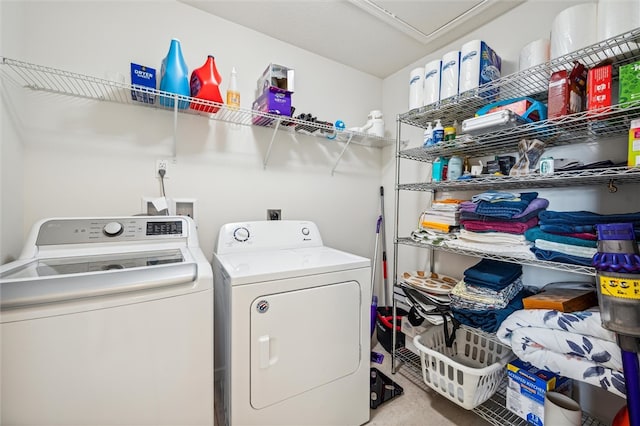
233 227 250 242
103 221 124 237
301 227 310 236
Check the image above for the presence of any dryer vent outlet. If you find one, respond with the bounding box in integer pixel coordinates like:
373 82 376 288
267 209 281 220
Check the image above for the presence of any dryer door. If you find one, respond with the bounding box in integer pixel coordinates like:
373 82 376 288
250 280 361 409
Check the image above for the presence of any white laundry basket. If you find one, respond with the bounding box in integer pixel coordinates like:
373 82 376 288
413 326 514 410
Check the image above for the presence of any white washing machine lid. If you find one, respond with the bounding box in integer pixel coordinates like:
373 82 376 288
215 246 369 285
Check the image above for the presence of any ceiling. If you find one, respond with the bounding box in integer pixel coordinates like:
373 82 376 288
181 0 525 78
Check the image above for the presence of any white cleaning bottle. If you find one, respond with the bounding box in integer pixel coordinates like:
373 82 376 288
226 66 240 109
433 119 444 144
423 122 433 147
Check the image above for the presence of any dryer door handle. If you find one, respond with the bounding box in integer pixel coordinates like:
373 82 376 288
258 335 271 368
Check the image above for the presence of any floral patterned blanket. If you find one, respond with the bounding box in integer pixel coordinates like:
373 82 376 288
496 308 627 397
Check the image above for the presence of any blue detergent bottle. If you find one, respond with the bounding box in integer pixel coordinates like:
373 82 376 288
159 38 190 109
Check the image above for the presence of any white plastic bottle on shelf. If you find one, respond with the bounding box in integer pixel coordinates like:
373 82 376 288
423 122 433 147
226 66 240 109
433 119 444 144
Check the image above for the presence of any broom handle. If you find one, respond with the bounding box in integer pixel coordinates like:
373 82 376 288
380 186 389 306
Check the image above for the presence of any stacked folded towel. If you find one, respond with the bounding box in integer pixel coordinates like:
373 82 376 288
447 191 548 257
419 199 465 234
451 259 532 332
459 192 547 234
526 210 640 266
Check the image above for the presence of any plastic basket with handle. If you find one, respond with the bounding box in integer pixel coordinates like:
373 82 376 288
413 326 514 410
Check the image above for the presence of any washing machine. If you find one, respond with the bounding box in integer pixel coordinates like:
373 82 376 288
0 216 213 426
213 220 371 426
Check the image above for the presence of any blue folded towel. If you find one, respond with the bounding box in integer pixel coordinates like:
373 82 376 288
463 259 523 291
530 247 594 266
475 192 539 219
451 289 530 333
525 226 597 248
538 211 640 236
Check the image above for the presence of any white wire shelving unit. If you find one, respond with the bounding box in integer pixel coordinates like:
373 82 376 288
0 56 396 174
390 28 640 426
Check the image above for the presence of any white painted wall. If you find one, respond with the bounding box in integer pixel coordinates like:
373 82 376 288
0 1 386 265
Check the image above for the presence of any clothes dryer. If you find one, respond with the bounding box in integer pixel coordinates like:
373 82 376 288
213 220 370 425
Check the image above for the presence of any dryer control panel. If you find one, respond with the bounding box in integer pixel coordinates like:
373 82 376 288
35 217 189 245
216 220 323 254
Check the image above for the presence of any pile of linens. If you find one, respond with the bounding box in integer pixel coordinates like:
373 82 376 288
450 259 532 333
497 307 626 397
445 191 548 258
525 210 640 266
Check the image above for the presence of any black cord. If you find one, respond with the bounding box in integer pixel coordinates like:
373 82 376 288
158 169 168 215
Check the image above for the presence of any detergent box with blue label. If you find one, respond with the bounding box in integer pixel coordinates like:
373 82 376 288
506 358 572 426
130 63 156 104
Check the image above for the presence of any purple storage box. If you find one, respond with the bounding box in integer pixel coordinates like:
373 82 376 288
252 89 292 125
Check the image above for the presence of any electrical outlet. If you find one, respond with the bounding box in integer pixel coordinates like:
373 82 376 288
156 159 169 178
267 209 281 220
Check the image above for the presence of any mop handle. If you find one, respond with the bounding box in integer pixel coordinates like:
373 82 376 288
379 186 389 305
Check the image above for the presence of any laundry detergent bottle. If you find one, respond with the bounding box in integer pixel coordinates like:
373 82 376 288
159 38 190 109
190 55 223 113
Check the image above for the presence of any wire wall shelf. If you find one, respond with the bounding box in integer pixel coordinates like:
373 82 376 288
399 102 640 161
398 166 640 191
399 28 640 128
396 237 596 276
0 57 395 151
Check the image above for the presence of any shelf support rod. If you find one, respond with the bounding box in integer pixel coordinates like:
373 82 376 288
331 133 354 176
263 118 282 169
172 95 178 158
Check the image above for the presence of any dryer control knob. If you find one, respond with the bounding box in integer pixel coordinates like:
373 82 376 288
103 221 123 237
233 227 250 242
301 227 310 236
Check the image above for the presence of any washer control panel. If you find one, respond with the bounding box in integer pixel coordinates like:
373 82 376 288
36 217 188 245
216 220 323 254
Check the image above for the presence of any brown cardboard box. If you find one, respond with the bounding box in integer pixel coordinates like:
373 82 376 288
523 288 597 312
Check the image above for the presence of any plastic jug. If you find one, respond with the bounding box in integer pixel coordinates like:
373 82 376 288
447 155 463 180
190 55 223 113
159 38 190 109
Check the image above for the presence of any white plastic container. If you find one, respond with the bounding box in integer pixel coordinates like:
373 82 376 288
447 156 463 180
423 122 433 147
432 119 444 144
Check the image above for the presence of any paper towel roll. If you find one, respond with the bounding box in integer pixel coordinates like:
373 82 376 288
519 38 550 71
550 3 597 59
544 392 582 426
459 40 501 94
440 50 460 100
409 67 424 110
598 0 640 40
423 60 441 106
597 0 640 56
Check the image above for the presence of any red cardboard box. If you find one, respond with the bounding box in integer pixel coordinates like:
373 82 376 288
548 62 588 119
587 64 612 112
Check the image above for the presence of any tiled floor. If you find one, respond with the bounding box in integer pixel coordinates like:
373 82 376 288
367 343 490 426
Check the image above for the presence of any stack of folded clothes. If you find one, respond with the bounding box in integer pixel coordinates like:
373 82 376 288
450 259 532 333
419 199 464 233
525 210 640 266
445 191 548 258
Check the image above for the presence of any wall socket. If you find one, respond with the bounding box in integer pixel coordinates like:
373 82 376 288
267 209 281 220
156 159 169 178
